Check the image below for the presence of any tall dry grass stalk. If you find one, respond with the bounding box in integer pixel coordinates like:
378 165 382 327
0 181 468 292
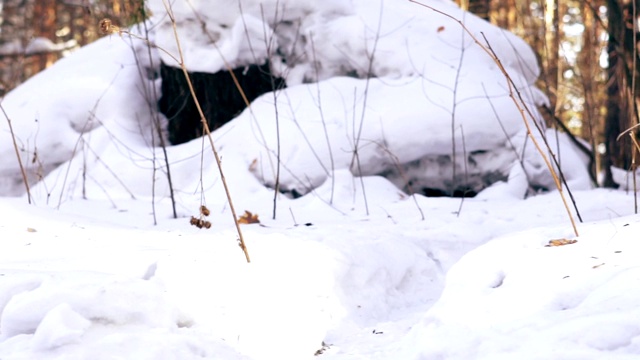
160 0 250 262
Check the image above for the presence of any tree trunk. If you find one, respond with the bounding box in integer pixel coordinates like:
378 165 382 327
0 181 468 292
0 0 33 94
467 0 491 21
603 0 636 187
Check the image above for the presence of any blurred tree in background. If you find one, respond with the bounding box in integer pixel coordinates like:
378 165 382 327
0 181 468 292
0 0 143 96
1 0 638 188
459 0 639 187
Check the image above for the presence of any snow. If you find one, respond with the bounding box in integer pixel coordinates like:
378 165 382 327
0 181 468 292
0 38 77 56
1 0 639 359
398 213 640 359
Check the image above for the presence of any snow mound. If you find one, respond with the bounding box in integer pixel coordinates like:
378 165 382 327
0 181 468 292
0 270 246 359
0 272 179 339
0 33 160 196
396 213 640 359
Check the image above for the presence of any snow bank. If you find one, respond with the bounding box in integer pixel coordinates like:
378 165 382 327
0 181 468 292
396 213 640 359
0 31 161 196
0 271 239 359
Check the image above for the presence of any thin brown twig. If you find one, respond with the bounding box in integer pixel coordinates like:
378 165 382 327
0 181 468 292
0 102 32 203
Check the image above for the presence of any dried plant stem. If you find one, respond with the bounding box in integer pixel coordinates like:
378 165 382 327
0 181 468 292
456 125 469 216
351 88 370 214
1 102 32 203
259 4 283 220
349 0 384 215
410 0 579 236
138 15 178 219
630 133 640 213
310 33 336 204
450 13 467 198
162 0 250 262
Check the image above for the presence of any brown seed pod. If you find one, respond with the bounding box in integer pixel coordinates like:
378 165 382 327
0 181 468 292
99 18 120 35
200 205 211 217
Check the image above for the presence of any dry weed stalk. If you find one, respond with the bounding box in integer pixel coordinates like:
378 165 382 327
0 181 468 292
617 125 640 214
129 9 179 222
410 0 579 236
160 0 250 262
100 7 251 261
310 33 336 204
348 0 385 216
186 0 285 219
627 133 639 213
257 3 284 220
1 102 32 203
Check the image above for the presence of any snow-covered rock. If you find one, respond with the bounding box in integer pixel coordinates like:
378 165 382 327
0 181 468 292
0 0 591 202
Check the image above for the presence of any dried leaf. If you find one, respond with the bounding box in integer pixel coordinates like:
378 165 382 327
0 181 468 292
249 158 258 171
545 238 577 247
437 25 445 33
238 210 260 224
26 227 37 233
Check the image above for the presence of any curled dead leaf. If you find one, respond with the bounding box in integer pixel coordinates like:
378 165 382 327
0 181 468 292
238 210 260 224
249 158 258 171
545 238 577 247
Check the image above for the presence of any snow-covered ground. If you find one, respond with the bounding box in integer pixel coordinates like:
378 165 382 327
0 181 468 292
1 0 639 359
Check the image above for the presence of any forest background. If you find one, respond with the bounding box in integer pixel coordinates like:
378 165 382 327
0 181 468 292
0 0 637 189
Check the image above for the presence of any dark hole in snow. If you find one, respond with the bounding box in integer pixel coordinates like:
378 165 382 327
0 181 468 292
421 187 478 198
278 187 304 199
158 61 286 145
